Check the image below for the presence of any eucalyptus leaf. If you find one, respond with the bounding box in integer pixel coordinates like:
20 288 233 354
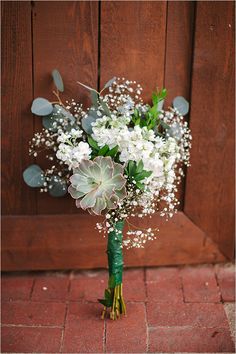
49 176 67 197
81 114 97 134
54 104 75 124
90 91 99 107
99 99 111 117
31 98 53 116
52 69 64 92
160 120 171 130
103 77 116 89
23 164 45 187
173 96 189 116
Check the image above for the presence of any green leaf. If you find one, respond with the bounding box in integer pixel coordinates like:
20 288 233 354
135 170 152 181
105 145 118 157
105 289 112 301
23 164 45 187
103 77 116 89
173 96 189 116
136 181 145 190
52 69 64 92
98 299 109 307
88 136 99 151
136 160 144 174
48 176 67 197
128 161 136 177
31 98 53 116
98 145 109 156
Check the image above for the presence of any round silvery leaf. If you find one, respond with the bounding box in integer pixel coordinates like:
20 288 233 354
49 176 67 197
82 114 98 134
23 164 45 187
173 96 189 116
31 98 53 116
168 123 183 141
54 104 75 124
52 69 64 92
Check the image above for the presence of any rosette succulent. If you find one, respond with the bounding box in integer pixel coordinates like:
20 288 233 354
68 156 127 215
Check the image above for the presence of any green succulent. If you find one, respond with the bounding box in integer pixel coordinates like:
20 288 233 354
68 156 127 215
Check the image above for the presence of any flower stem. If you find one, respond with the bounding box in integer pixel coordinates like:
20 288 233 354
99 220 127 320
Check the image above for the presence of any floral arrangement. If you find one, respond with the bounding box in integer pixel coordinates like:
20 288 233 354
23 70 192 320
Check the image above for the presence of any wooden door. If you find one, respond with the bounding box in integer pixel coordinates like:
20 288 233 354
2 1 234 271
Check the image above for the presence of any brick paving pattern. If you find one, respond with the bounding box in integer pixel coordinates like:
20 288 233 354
1 263 235 353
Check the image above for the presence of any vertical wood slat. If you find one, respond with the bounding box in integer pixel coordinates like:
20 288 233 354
100 1 167 100
1 1 36 215
185 2 235 258
32 1 99 214
164 1 195 208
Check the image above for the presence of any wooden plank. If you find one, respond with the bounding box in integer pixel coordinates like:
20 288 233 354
164 1 195 106
164 1 195 208
32 1 98 214
185 2 235 259
2 213 225 271
1 1 36 215
100 1 167 100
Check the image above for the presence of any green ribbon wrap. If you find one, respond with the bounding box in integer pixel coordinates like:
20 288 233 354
107 220 124 287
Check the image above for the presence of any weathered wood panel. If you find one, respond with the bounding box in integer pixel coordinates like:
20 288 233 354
185 2 235 259
32 1 98 214
164 1 195 207
1 1 36 215
2 212 225 271
100 1 167 100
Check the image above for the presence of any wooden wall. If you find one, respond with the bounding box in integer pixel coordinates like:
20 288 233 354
1 1 235 270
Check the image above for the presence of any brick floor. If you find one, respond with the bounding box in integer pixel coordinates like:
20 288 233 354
1 263 235 353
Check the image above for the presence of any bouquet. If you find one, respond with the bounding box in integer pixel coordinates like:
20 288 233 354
23 70 192 320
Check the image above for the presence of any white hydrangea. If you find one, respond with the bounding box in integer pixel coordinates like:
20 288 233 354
56 141 91 170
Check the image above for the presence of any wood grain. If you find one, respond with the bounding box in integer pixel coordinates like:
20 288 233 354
1 1 36 215
32 1 98 214
100 1 167 101
185 2 235 259
164 1 195 208
2 212 225 271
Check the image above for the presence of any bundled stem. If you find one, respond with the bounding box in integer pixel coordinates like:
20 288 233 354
99 220 126 320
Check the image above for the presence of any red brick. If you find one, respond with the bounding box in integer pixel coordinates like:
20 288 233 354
124 268 145 281
149 327 235 353
216 264 235 302
2 301 66 326
62 302 104 353
31 276 69 301
70 278 106 302
123 279 146 302
147 302 229 328
146 266 179 282
181 265 221 303
69 269 146 302
106 303 147 353
146 268 183 303
1 275 34 301
1 326 62 353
